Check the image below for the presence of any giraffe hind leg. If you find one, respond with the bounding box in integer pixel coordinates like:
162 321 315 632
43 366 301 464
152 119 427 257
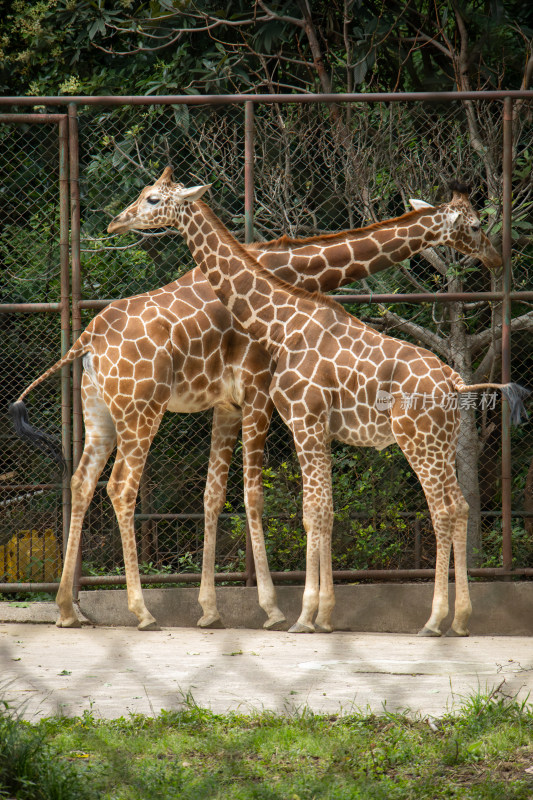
56 379 116 628
198 407 242 628
446 487 471 637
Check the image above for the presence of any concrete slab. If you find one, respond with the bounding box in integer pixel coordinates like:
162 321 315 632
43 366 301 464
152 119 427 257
1 623 532 721
2 582 532 634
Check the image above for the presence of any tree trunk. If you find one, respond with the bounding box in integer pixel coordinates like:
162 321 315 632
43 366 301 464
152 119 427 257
448 282 482 566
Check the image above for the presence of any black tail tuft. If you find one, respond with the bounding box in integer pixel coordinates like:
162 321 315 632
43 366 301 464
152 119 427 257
9 401 67 473
501 383 531 426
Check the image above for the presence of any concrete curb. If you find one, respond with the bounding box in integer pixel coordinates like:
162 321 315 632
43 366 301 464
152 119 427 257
2 582 533 634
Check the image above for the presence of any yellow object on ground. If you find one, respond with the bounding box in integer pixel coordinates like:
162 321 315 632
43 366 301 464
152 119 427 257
0 529 62 582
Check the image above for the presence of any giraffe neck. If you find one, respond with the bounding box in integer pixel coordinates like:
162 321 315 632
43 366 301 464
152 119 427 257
250 209 444 292
177 200 324 360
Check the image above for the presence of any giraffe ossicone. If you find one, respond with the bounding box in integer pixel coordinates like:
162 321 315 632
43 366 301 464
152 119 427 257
10 166 505 633
104 168 524 637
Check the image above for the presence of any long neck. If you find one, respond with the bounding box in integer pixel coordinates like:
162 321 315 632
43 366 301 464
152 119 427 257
248 209 441 292
177 200 322 360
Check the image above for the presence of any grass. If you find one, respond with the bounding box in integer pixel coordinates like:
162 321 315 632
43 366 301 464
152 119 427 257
2 690 533 799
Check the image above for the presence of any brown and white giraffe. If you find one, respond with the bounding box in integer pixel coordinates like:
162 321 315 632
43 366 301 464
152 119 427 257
105 169 528 636
11 169 503 633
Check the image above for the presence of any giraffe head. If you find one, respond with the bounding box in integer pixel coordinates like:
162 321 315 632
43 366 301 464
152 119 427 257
108 167 211 233
409 182 502 268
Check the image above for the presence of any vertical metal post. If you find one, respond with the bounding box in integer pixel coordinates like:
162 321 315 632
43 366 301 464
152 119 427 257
413 517 421 570
501 96 513 573
68 103 83 596
58 117 71 557
68 103 82 468
244 100 256 586
244 101 255 244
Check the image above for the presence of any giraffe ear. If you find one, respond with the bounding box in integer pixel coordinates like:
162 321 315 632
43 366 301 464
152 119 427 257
179 184 212 202
409 199 435 211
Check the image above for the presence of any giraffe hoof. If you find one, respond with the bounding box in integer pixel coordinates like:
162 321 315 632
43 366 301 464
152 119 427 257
288 622 315 634
56 616 82 629
138 620 161 631
197 615 225 629
263 615 287 631
417 626 442 637
315 623 333 633
445 627 469 638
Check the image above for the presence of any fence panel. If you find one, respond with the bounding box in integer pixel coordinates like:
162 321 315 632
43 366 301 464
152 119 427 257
0 94 532 595
0 115 69 590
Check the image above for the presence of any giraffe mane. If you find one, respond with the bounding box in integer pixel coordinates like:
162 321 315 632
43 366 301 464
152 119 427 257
250 208 438 252
195 201 354 317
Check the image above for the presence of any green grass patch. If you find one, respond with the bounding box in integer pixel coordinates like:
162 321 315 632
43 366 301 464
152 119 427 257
2 691 533 799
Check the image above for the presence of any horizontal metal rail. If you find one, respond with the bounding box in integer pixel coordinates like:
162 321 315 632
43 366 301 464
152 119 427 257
0 303 62 313
1 90 532 107
4 566 533 594
0 114 67 123
74 291 533 313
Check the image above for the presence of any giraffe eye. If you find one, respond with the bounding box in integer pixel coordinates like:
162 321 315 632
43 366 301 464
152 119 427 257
146 196 160 205
471 223 481 232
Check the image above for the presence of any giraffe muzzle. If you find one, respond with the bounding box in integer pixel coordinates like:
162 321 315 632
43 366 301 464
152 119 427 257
108 216 132 234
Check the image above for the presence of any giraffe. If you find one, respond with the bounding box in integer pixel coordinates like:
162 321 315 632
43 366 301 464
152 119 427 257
106 169 528 636
10 169 502 633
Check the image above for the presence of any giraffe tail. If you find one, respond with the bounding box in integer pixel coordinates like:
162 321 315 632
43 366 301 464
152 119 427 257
9 332 92 470
454 380 531 426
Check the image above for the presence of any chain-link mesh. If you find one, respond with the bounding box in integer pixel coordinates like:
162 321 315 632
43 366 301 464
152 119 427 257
0 120 65 582
1 97 532 590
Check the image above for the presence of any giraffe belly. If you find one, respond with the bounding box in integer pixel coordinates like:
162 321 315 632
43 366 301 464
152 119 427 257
329 409 395 450
167 373 244 414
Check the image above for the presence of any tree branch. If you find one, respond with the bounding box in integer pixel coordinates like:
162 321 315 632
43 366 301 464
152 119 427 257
469 311 533 355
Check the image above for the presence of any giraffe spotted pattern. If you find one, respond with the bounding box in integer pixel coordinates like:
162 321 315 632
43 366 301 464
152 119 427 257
103 169 507 636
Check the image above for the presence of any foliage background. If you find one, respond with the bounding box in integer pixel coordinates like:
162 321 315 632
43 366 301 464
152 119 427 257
0 1 532 581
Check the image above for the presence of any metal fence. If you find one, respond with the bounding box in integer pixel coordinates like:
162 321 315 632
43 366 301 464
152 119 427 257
1 91 532 596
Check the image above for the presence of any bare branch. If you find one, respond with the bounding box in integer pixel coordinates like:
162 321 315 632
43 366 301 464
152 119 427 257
469 311 533 355
256 0 305 29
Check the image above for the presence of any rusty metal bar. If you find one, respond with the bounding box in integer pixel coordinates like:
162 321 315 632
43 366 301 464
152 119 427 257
77 291 533 312
244 101 256 585
68 103 82 471
4 564 533 593
334 292 533 303
1 91 532 107
0 114 67 122
68 103 83 598
413 518 421 570
77 299 114 309
501 96 514 573
244 101 255 244
0 583 62 593
0 303 62 313
0 484 62 491
59 116 72 558
79 573 245 586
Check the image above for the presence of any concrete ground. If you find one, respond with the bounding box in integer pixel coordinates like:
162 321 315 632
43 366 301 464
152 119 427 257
1 620 532 722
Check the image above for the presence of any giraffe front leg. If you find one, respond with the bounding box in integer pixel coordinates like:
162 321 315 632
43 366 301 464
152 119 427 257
315 504 335 632
198 407 242 629
57 380 116 628
289 516 320 634
289 438 333 634
241 397 286 630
